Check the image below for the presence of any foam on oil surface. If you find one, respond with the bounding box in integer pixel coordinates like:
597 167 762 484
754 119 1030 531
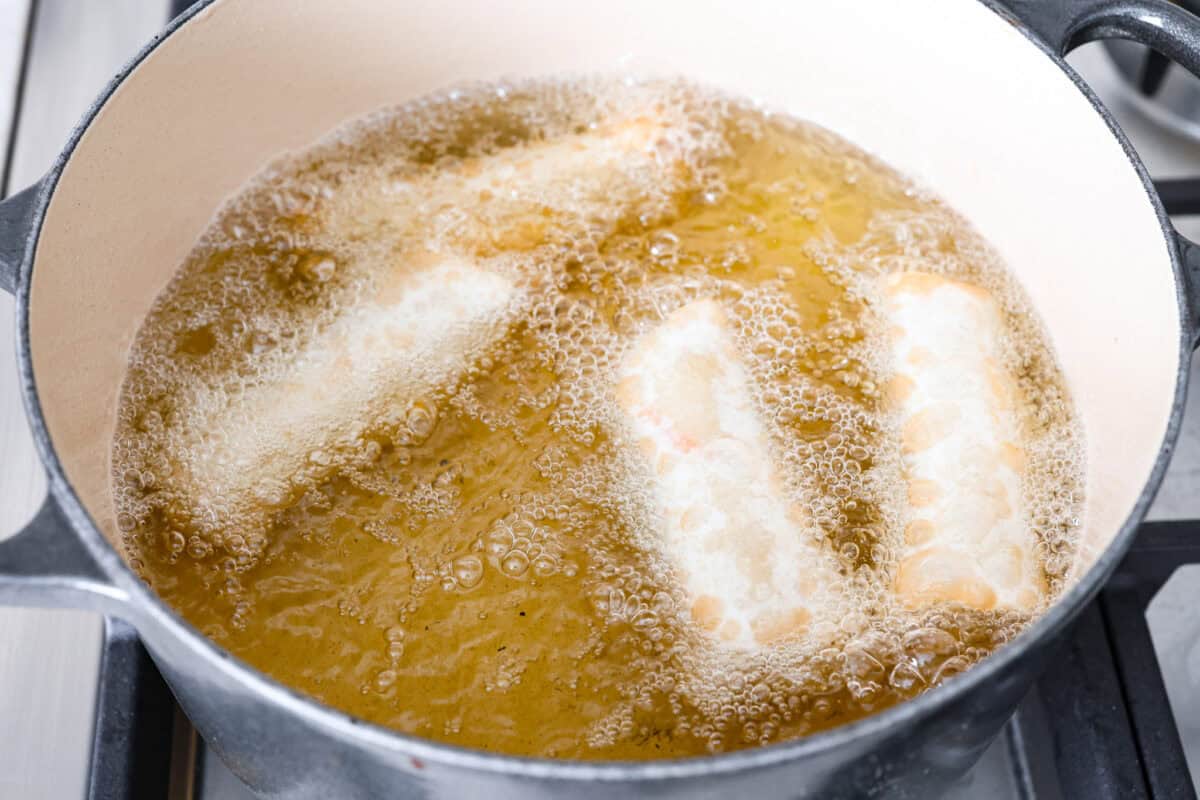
112 77 1084 759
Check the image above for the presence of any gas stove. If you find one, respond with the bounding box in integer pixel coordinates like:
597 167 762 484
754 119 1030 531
2 5 1199 798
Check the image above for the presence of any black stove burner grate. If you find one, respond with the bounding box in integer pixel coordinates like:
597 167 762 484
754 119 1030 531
1013 522 1199 800
86 620 177 800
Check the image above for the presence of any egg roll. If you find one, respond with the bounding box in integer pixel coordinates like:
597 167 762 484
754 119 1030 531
178 258 516 516
882 271 1044 611
326 109 679 253
616 299 842 650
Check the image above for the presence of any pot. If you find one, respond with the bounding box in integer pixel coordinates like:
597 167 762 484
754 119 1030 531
1 1 1198 797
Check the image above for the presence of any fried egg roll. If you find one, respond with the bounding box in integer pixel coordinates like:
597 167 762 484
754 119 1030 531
179 259 516 516
457 114 669 200
882 271 1044 611
616 299 842 650
330 110 678 254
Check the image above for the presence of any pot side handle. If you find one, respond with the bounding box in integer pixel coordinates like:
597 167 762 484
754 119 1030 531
1161 186 1200 349
995 0 1200 348
0 180 131 614
0 181 41 295
995 0 1200 66
0 494 132 615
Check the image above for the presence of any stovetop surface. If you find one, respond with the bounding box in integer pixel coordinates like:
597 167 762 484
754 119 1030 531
1 4 1200 798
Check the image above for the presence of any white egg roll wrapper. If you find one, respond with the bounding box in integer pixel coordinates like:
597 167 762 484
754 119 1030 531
882 271 1044 611
457 114 670 201
616 300 844 650
329 110 680 252
178 259 517 516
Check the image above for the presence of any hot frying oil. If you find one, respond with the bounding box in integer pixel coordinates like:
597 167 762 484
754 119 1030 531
112 79 1084 759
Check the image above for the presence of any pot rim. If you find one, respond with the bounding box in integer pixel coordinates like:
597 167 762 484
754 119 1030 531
10 0 1192 781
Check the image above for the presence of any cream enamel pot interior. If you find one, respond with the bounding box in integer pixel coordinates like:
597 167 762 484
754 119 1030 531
1 1 1199 797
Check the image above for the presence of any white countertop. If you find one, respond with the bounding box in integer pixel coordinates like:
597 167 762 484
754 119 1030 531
0 6 1196 798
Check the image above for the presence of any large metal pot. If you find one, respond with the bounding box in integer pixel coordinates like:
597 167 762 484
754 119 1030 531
1 1 1198 797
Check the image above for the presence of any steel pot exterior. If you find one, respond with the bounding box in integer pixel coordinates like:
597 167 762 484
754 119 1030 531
1 0 1199 797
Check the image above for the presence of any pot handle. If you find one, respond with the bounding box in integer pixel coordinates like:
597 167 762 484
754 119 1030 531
995 0 1200 347
0 181 40 295
0 493 132 614
1152 181 1200 349
1174 218 1200 349
0 180 131 612
994 0 1200 67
